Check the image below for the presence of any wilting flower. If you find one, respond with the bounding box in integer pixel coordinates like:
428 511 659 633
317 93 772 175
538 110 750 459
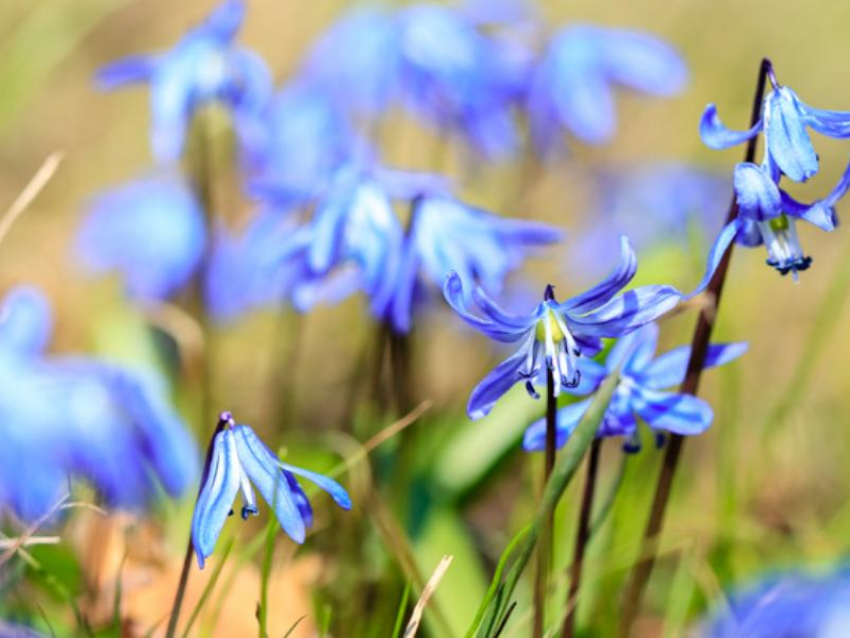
701 72 850 183
699 567 850 637
96 0 272 162
527 25 687 154
191 413 351 567
707 160 850 279
389 194 561 333
444 237 689 419
0 287 198 522
523 323 747 453
76 173 206 301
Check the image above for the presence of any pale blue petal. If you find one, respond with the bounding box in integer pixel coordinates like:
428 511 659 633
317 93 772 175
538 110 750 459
598 28 688 95
765 88 818 182
522 398 593 451
279 463 352 510
687 220 739 299
802 102 850 138
232 426 306 543
558 235 636 314
468 343 529 420
633 387 713 435
443 272 534 343
191 429 240 568
607 323 659 374
699 103 762 149
95 55 157 90
0 286 52 360
569 285 682 339
734 162 782 222
639 342 748 390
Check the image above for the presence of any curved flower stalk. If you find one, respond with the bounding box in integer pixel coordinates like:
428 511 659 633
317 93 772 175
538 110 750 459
190 412 351 568
444 237 692 419
76 173 206 301
527 25 687 154
701 69 850 183
706 159 850 279
389 194 562 333
96 0 272 162
699 568 850 637
523 323 747 453
0 287 198 522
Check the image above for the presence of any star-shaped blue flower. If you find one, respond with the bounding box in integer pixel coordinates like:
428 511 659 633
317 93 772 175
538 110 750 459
444 237 691 419
527 24 687 154
96 0 272 162
523 323 747 453
701 72 850 183
191 413 351 568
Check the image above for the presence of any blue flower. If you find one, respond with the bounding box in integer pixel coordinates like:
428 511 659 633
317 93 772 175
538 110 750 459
0 287 198 522
523 323 747 453
707 160 850 279
96 0 272 162
444 237 690 419
699 567 850 637
389 194 562 333
191 413 351 568
527 25 687 154
701 74 850 183
76 173 207 301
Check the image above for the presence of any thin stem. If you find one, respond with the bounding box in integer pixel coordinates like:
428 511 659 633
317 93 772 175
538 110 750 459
617 57 772 635
562 437 602 638
534 370 558 638
165 412 233 638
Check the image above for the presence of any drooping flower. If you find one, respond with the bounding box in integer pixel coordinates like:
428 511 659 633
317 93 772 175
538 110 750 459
698 567 850 637
0 287 198 522
444 237 690 419
701 70 850 183
523 323 746 453
389 194 562 333
707 159 850 279
96 0 272 162
527 25 687 154
76 173 207 301
191 412 351 568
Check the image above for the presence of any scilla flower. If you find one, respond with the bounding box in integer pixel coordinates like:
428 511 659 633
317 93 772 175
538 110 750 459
527 25 687 154
707 160 850 279
191 412 351 568
96 0 272 162
444 237 690 419
523 323 747 453
701 65 850 182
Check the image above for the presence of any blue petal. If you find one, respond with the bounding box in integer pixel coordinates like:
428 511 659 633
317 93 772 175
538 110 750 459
764 88 819 182
95 55 157 90
633 387 713 435
191 429 241 568
201 0 246 42
443 272 536 343
232 426 306 543
522 398 593 451
569 285 683 340
802 102 850 138
0 286 53 360
781 158 850 231
558 235 637 315
597 28 688 96
686 220 739 300
734 162 782 222
279 462 352 510
282 472 313 527
639 342 748 390
607 323 659 374
699 103 762 150
468 341 530 420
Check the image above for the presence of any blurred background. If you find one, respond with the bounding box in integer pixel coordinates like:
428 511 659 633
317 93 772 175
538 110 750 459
2 0 850 636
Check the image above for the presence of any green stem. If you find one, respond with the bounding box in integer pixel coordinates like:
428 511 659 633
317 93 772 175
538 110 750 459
617 57 772 635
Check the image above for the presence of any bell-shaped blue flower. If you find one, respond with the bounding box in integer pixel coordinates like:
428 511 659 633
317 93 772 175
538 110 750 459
706 159 850 279
76 173 207 301
701 77 850 183
96 0 272 162
191 413 351 568
444 237 691 419
389 194 562 333
0 287 198 522
523 323 747 453
527 25 687 154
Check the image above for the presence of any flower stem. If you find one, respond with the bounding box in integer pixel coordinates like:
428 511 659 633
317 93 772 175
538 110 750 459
617 57 772 635
562 437 602 638
165 412 232 638
533 369 558 637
